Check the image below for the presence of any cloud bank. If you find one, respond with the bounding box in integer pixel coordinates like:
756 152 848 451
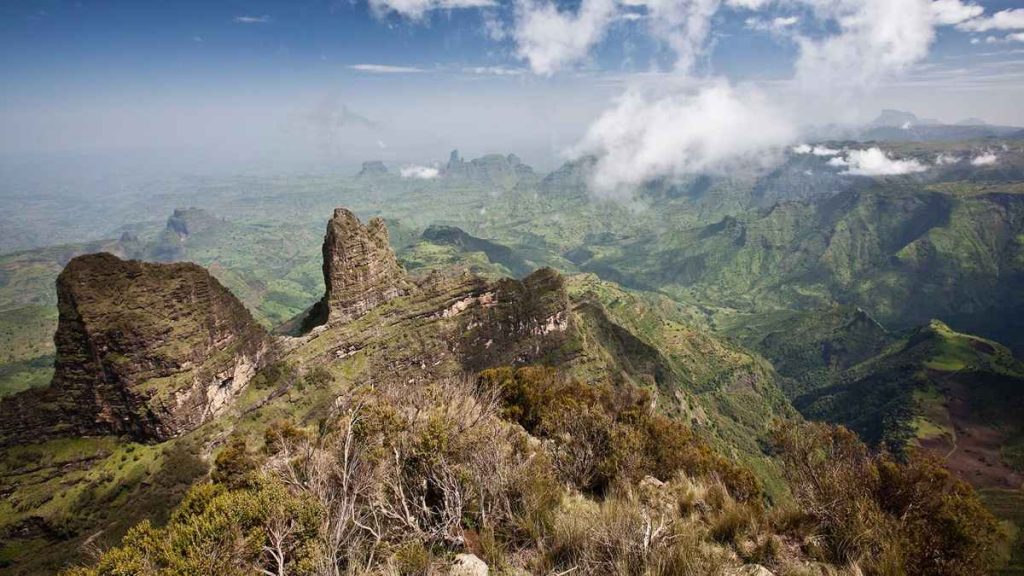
574 81 796 194
971 152 998 166
828 147 928 176
400 165 441 179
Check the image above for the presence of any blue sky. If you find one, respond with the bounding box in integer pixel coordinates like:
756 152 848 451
2 0 1024 172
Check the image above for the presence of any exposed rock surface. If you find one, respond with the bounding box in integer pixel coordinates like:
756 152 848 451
357 160 389 178
310 208 411 326
444 150 534 187
0 253 269 444
448 553 488 576
458 267 572 371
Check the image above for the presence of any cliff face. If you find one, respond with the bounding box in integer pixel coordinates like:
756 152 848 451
0 253 269 444
318 208 410 324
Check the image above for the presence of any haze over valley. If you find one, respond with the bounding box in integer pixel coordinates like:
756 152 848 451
2 1 1024 575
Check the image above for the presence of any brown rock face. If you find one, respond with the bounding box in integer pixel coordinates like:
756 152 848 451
319 208 410 324
0 253 269 444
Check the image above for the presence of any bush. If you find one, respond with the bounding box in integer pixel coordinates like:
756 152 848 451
63 479 321 576
479 366 761 500
302 366 333 389
212 436 260 488
772 420 1002 575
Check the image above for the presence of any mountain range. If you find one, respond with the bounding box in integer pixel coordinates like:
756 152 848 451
1 136 1023 574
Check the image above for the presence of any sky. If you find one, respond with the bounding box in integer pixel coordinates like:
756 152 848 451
2 0 1024 179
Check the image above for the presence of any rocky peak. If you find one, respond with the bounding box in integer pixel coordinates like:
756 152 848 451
357 160 389 178
0 253 270 444
318 208 410 324
447 149 462 169
166 207 219 239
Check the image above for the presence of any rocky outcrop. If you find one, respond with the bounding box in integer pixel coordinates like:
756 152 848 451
444 150 534 188
357 160 389 178
458 267 572 370
166 208 220 239
312 208 411 325
448 554 488 576
0 253 269 444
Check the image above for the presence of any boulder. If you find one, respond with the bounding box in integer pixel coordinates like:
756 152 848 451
448 553 488 576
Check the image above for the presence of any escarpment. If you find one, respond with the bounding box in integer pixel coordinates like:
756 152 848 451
0 253 270 444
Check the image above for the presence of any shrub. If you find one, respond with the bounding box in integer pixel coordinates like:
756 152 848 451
212 436 260 488
479 366 761 500
772 420 1002 575
302 366 333 389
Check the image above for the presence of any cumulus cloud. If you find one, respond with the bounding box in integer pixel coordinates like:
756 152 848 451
637 0 722 72
513 0 617 75
957 8 1024 32
830 147 928 176
971 152 998 166
531 0 979 194
400 165 441 179
349 64 426 73
572 81 796 193
793 0 938 91
935 153 960 165
512 0 723 74
930 0 983 26
369 0 496 19
233 15 271 24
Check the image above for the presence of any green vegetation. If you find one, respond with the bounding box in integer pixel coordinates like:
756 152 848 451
3 142 1024 573
773 420 1002 575
58 371 1004 576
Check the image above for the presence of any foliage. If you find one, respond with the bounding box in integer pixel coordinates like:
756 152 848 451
211 436 261 489
772 420 1002 575
479 366 759 500
63 479 321 576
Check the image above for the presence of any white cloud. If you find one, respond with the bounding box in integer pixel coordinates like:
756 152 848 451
794 0 938 91
572 81 796 194
792 143 842 156
930 0 983 26
369 0 495 19
957 8 1024 32
726 0 770 8
348 64 426 73
639 0 722 72
513 0 617 75
746 15 801 33
558 0 979 194
463 66 527 75
1008 32 1024 43
971 152 998 165
400 165 441 178
935 153 960 164
833 147 928 175
233 15 271 24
